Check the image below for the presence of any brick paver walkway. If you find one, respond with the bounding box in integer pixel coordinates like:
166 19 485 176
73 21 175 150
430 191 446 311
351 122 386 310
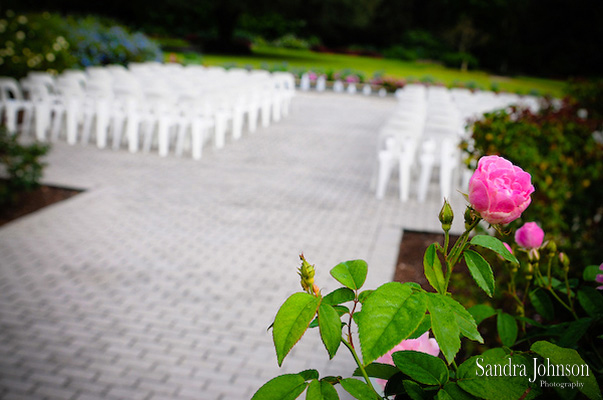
0 92 468 399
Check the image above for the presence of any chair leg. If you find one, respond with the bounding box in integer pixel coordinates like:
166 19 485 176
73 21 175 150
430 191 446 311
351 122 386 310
126 115 140 153
376 151 396 199
191 120 206 160
399 160 412 202
112 116 126 150
157 117 171 157
66 106 79 145
248 107 259 133
214 113 227 149
232 108 244 140
417 156 435 202
95 102 109 149
261 102 271 128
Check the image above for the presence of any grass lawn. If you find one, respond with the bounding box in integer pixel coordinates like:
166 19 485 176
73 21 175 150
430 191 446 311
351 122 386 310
170 45 565 97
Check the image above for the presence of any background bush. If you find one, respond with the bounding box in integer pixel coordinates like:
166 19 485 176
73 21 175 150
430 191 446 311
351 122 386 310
463 81 603 267
0 11 76 78
0 10 162 78
0 127 50 206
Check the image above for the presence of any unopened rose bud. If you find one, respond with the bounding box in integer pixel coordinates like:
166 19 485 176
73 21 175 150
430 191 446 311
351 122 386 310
298 253 316 293
545 240 557 257
559 252 570 271
439 200 454 232
515 222 544 249
528 248 540 262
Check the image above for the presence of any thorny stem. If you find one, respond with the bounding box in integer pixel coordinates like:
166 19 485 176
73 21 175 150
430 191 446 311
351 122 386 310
342 339 382 398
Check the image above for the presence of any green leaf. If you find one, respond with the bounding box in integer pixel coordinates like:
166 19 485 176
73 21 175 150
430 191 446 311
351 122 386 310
252 374 309 400
358 290 373 303
423 243 446 293
273 293 321 366
330 260 368 290
531 341 602 400
427 293 482 364
468 305 496 325
583 265 601 281
445 295 483 343
470 235 518 264
408 314 431 339
392 350 449 385
384 372 405 397
299 370 319 381
323 288 355 305
403 380 432 400
463 250 495 297
357 282 427 364
318 304 342 359
457 354 538 400
528 288 554 320
321 376 341 385
427 294 460 364
497 311 518 347
332 305 349 317
577 286 603 317
557 318 592 348
306 380 339 400
438 383 476 400
353 363 399 380
339 378 377 400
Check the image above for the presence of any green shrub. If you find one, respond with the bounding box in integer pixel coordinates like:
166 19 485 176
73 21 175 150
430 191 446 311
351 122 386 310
382 45 418 61
462 85 603 266
0 127 50 206
441 51 479 70
272 34 311 50
0 11 76 78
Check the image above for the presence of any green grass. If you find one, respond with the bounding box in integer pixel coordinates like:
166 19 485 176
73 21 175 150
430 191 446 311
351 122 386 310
170 45 565 97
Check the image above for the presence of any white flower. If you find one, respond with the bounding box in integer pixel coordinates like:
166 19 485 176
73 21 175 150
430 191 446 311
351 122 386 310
17 15 27 24
45 53 55 62
16 31 25 41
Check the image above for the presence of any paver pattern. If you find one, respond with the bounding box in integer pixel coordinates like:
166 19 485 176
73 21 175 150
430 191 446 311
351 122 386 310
0 92 468 399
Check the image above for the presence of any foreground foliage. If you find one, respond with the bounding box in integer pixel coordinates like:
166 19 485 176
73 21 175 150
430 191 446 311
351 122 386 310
252 156 602 400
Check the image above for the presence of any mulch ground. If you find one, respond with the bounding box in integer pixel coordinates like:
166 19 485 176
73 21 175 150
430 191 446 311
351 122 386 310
0 184 81 227
394 230 461 289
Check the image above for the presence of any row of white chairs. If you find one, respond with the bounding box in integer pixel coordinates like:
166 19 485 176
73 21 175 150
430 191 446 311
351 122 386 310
374 84 542 202
299 73 389 97
0 63 296 159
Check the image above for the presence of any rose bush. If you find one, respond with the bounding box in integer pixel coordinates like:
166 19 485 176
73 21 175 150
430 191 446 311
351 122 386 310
252 155 602 400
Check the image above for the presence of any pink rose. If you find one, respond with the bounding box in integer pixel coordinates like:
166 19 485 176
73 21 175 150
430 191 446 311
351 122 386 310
375 332 440 387
468 155 534 225
596 263 603 290
515 222 544 249
308 72 317 81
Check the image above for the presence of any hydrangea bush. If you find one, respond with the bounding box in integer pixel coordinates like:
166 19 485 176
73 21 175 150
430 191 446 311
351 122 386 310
252 156 602 400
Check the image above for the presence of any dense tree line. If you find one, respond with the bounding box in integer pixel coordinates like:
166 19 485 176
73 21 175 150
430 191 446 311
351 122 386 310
5 0 601 78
